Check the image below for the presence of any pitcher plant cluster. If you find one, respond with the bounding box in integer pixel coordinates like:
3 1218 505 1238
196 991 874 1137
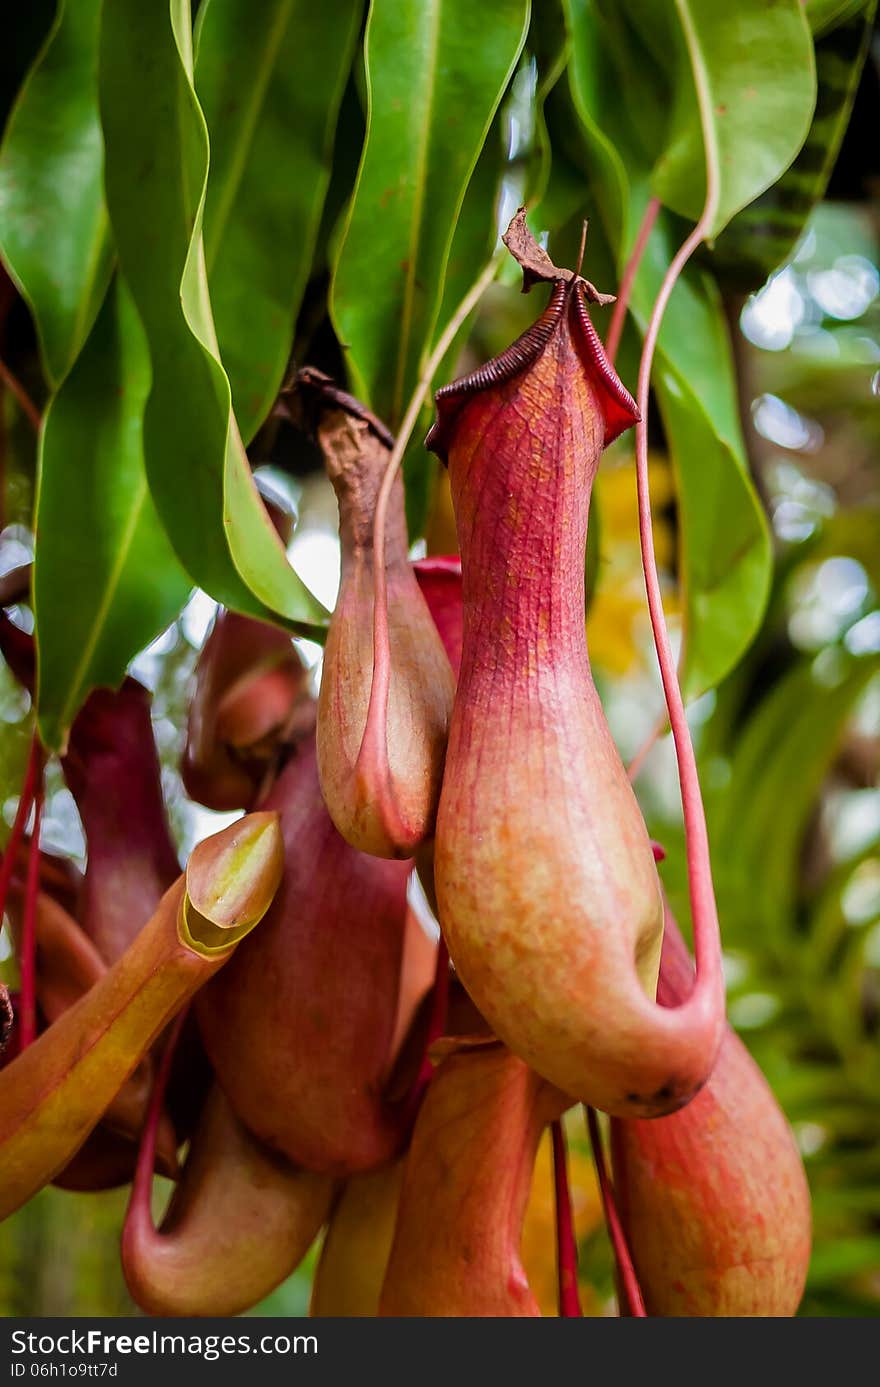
0 209 812 1316
0 0 859 1321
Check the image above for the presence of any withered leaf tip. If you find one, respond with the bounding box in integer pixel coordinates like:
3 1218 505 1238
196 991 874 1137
502 207 616 305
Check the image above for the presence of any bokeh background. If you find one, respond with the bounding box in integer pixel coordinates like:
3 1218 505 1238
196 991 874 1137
1 11 879 1319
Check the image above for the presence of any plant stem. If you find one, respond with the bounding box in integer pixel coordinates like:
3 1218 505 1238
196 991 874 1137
600 194 667 782
365 254 503 780
633 47 724 1019
0 377 6 535
626 707 668 782
605 196 661 366
18 749 45 1050
0 357 41 435
0 733 43 944
585 1106 646 1317
551 1119 582 1317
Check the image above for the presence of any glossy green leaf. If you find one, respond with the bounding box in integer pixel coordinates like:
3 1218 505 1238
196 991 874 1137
654 380 770 695
402 28 566 537
710 0 876 292
560 3 773 696
403 107 508 539
34 278 192 752
647 0 816 238
195 0 362 445
434 31 570 372
0 0 112 387
561 2 662 251
331 0 530 429
98 0 327 633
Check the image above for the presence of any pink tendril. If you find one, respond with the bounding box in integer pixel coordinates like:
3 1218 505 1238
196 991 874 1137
605 197 661 367
0 357 41 436
12 737 44 1050
0 733 42 934
633 197 725 1024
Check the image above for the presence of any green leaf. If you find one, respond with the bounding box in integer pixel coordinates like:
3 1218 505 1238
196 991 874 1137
434 30 571 377
98 0 327 633
648 0 817 238
351 23 558 539
331 0 530 429
709 0 876 292
34 278 192 752
559 4 773 695
402 26 565 538
655 378 771 697
0 0 113 387
195 0 362 445
560 2 659 251
403 104 509 539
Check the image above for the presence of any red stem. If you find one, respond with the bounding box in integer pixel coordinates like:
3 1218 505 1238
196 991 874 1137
0 376 6 534
551 1119 582 1317
634 211 725 1029
0 357 41 436
585 1106 646 1317
604 197 661 367
601 197 672 786
130 1007 189 1222
0 733 42 933
627 707 668 783
18 751 45 1049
